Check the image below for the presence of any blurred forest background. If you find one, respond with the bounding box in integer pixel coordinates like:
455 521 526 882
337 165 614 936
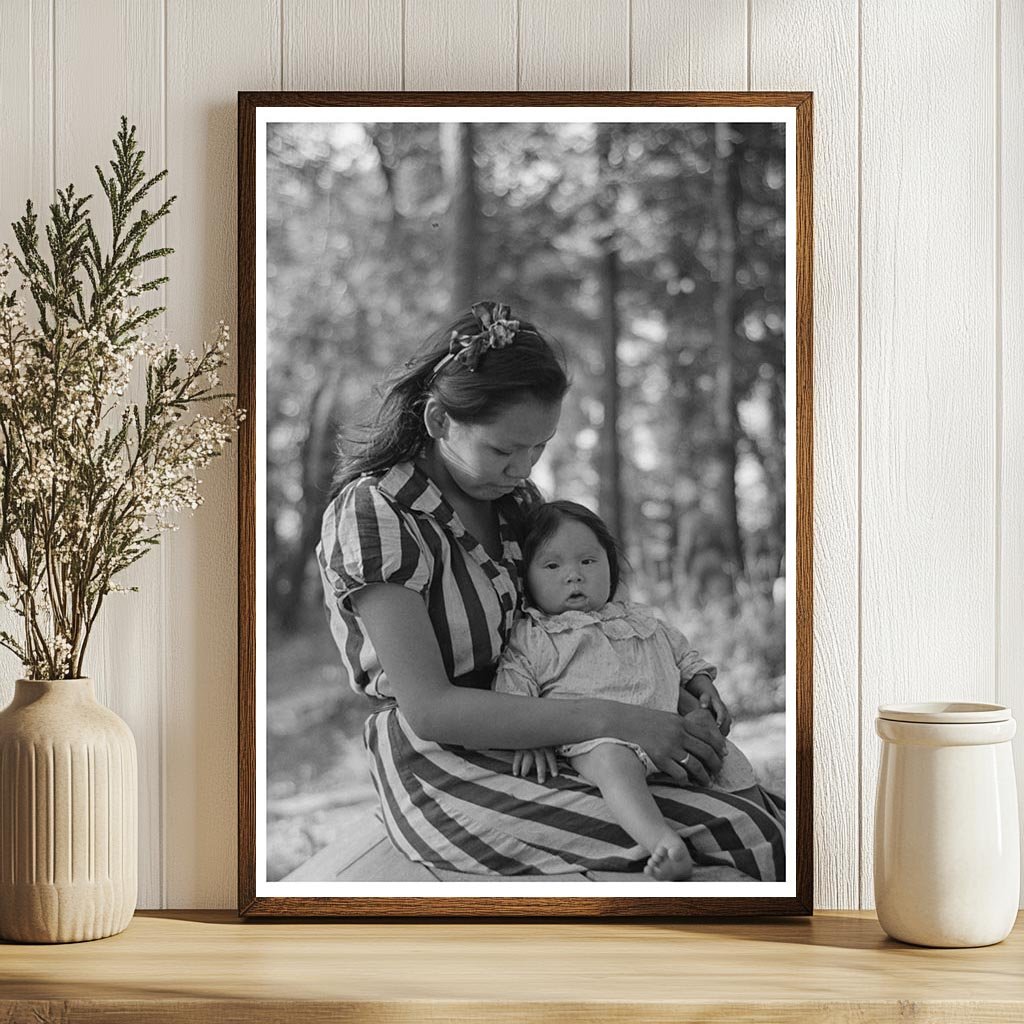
265 120 788 880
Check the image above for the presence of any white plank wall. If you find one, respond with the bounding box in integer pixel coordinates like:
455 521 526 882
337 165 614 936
859 0 998 909
162 0 280 909
0 0 1017 910
633 0 746 92
0 2 52 692
519 0 629 90
750 0 860 912
405 0 517 90
1003 0 1024 904
283 0 402 91
54 0 168 910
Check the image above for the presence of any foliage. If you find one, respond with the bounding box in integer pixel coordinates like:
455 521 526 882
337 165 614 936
0 118 243 679
673 588 787 721
265 120 787 622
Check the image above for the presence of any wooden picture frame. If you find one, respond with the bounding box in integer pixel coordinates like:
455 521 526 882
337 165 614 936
238 91 813 917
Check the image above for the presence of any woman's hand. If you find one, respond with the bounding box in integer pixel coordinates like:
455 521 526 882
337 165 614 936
513 748 559 783
612 703 725 786
681 707 730 773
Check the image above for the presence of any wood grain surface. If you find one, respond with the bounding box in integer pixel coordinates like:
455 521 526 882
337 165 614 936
1 910 1023 1023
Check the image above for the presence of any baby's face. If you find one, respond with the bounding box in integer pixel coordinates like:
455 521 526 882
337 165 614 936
526 518 611 615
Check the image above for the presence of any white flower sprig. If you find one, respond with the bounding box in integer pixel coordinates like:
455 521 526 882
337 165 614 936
0 118 243 679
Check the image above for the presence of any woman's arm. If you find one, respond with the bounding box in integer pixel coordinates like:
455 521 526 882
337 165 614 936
351 583 724 784
353 583 608 748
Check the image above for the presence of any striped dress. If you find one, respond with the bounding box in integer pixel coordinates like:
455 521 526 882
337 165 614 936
316 461 785 880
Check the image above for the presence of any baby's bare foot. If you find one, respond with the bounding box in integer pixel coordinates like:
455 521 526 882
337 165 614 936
644 833 693 881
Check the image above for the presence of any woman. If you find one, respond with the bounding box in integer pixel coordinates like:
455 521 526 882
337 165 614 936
316 301 784 879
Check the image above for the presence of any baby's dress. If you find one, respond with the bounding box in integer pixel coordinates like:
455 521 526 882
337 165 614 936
493 600 757 792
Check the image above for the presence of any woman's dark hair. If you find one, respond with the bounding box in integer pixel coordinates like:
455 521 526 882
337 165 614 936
521 500 623 605
334 302 569 490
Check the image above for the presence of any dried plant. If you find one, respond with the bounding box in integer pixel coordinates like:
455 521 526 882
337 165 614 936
0 117 243 679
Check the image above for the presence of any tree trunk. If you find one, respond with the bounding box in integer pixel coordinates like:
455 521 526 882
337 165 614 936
598 246 624 542
595 124 624 544
279 360 345 630
750 372 786 584
662 128 706 606
440 122 480 311
712 123 743 580
366 124 400 230
664 297 694 604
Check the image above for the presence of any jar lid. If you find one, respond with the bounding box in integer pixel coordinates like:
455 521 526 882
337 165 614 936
877 701 1011 724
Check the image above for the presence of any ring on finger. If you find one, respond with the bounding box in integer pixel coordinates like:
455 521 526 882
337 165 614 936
677 753 691 767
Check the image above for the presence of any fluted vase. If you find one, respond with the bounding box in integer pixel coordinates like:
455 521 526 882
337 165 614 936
0 678 137 943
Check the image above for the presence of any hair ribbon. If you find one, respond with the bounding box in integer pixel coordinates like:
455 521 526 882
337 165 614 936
427 301 520 382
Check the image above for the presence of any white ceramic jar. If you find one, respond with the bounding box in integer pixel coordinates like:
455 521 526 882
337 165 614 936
874 702 1019 947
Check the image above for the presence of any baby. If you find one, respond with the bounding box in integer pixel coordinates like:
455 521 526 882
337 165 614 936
494 500 758 880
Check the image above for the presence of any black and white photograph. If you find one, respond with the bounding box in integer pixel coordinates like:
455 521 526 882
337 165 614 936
242 96 810 914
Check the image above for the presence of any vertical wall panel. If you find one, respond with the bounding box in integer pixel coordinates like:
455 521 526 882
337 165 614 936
0 0 51 228
519 0 628 90
164 0 280 908
283 0 401 90
632 0 746 91
860 0 997 908
52 0 166 909
405 0 516 90
0 0 29 704
1001 0 1024 901
0 1 54 697
751 1 860 910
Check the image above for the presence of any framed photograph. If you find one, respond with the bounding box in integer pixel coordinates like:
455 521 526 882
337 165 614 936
238 91 812 917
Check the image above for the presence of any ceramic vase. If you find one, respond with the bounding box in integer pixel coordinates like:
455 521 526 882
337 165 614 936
0 678 137 943
874 702 1019 948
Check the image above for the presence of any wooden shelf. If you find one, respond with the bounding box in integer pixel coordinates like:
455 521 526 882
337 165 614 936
2 910 1022 1022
